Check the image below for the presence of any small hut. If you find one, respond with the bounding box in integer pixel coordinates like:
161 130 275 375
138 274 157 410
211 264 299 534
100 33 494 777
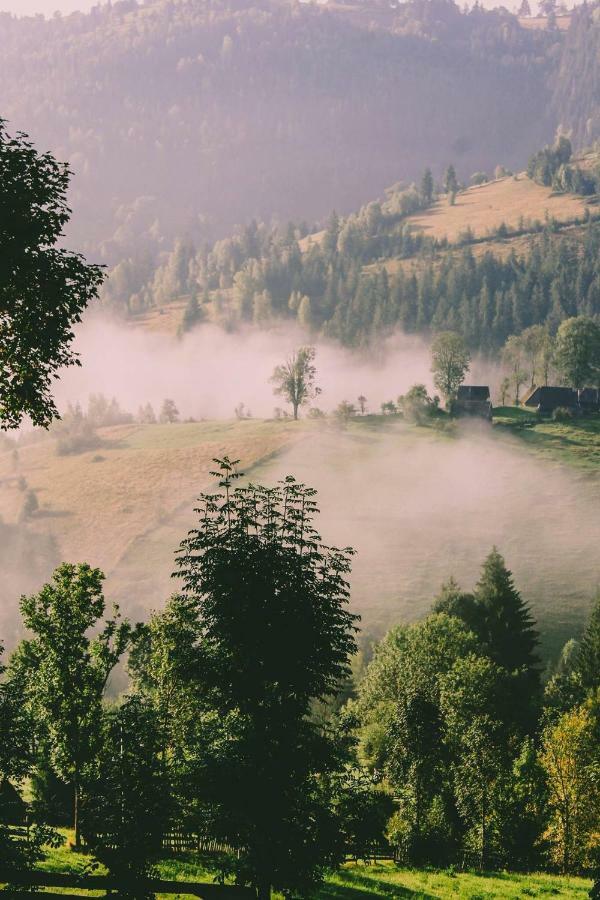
522 386 578 415
452 385 492 420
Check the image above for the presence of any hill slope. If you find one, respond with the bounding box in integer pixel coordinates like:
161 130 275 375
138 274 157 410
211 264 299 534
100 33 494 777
0 0 559 261
1 416 599 661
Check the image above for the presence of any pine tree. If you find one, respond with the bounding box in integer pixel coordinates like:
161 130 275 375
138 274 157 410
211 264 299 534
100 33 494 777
576 591 600 692
474 549 539 677
420 168 434 206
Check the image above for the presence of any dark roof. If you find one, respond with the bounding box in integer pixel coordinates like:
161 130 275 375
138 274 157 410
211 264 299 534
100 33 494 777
524 386 578 409
579 388 600 404
456 385 491 401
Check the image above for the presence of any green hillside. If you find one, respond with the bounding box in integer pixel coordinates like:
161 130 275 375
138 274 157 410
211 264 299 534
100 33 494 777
1 412 598 661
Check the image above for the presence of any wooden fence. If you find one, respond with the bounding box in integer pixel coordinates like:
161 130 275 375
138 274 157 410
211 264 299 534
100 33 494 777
0 867 254 898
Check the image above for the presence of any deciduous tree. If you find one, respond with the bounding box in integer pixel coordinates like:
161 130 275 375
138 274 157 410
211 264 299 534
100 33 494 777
0 121 103 429
174 458 358 897
270 346 321 420
430 332 471 406
19 564 134 848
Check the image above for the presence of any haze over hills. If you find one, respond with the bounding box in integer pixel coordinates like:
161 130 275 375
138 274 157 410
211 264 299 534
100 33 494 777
0 0 575 263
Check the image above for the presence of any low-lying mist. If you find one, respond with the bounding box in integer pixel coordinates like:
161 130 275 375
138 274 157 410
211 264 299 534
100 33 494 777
0 317 596 663
54 316 499 419
252 425 599 659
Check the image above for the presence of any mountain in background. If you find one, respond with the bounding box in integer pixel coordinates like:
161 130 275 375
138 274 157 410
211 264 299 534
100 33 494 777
0 0 570 263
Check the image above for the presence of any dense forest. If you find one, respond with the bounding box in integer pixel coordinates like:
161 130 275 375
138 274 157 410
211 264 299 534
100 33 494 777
0 0 562 261
101 184 600 353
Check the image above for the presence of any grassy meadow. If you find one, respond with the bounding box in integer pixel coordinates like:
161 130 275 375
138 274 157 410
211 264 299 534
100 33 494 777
1 409 598 659
18 833 593 899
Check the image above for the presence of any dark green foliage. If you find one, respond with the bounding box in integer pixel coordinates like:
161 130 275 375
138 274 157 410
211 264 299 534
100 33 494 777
29 759 72 827
174 458 358 896
18 564 135 847
576 591 600 692
111 203 600 353
179 290 204 335
334 770 395 861
554 316 600 389
527 136 573 188
473 549 539 678
0 121 103 430
81 697 170 884
420 169 435 206
0 644 63 872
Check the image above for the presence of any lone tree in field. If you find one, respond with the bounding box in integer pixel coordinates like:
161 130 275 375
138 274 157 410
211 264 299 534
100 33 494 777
444 164 459 205
175 457 358 898
159 398 180 424
18 564 134 848
0 120 103 430
420 168 434 206
554 316 600 389
271 346 321 419
430 331 470 406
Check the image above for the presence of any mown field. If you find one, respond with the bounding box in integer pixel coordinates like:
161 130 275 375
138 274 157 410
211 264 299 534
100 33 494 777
19 835 594 899
406 173 590 244
1 411 598 660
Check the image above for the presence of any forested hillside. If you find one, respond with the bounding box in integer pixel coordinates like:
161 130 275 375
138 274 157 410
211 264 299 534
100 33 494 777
0 0 560 261
553 2 600 148
104 157 600 353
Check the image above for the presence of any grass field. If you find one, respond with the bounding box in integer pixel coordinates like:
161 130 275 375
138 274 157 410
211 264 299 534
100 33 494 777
1 411 598 661
406 174 590 245
20 836 593 899
493 408 600 473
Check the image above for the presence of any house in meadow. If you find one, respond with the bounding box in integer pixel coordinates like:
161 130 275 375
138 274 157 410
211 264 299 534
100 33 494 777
523 386 583 415
452 385 493 420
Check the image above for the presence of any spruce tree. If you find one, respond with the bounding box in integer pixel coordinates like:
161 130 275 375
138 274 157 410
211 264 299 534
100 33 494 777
576 591 600 692
473 549 539 678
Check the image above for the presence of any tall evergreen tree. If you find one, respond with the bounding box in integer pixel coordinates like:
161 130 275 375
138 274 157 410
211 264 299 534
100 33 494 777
473 549 539 679
576 590 600 692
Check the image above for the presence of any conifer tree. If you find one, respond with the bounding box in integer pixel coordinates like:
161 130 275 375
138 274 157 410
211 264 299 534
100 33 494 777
576 591 600 692
473 549 539 679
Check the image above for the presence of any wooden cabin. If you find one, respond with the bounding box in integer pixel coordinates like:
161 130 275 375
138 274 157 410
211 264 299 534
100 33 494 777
452 385 492 420
523 386 599 416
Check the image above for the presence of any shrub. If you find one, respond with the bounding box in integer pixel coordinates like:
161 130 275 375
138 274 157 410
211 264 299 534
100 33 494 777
56 419 101 455
20 489 39 520
552 406 574 422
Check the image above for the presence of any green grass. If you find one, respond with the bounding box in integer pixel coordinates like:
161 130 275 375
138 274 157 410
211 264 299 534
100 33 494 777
323 862 592 899
493 408 600 472
22 840 593 899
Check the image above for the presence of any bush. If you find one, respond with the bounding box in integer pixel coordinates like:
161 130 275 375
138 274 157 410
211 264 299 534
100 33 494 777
20 489 39 520
552 406 574 422
56 419 101 455
398 384 438 424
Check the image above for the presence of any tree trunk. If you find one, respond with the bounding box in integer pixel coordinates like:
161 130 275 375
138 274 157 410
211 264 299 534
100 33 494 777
74 775 81 850
292 402 299 420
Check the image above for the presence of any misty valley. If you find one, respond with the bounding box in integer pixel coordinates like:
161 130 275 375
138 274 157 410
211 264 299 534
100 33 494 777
1 0 600 897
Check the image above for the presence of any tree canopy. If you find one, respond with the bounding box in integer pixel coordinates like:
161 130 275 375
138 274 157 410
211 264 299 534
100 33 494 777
0 121 103 429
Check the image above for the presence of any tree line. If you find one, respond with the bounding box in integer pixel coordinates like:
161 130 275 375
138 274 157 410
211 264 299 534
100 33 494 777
102 188 600 357
1 465 599 896
0 0 560 263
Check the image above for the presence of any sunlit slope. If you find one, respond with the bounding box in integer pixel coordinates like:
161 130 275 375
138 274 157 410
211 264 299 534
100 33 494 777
407 172 589 241
129 171 598 336
1 416 598 659
0 420 303 620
